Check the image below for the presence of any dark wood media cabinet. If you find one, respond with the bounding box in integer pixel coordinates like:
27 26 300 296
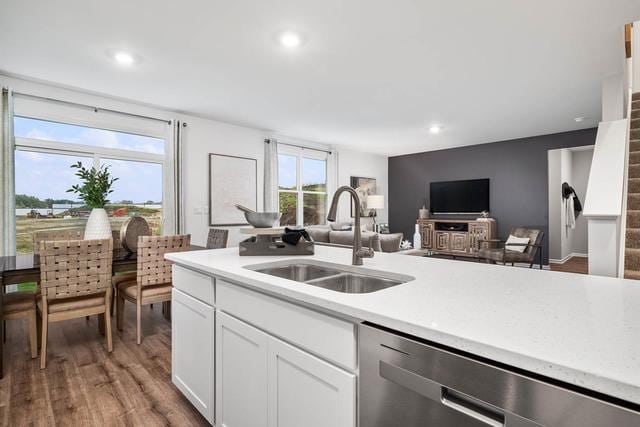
417 218 497 257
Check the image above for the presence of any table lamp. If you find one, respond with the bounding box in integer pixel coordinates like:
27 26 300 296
366 195 385 232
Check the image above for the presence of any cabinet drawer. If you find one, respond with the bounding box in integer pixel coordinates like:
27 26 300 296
216 280 357 371
172 265 214 306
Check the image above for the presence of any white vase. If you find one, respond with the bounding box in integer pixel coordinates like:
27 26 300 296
413 224 422 250
85 208 112 240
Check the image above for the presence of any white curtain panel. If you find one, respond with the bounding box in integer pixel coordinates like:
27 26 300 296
0 87 15 256
327 149 338 206
164 119 183 235
264 138 279 212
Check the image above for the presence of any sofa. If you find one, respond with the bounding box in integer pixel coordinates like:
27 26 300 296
306 225 403 253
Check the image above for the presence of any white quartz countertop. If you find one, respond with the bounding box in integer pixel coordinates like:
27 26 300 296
166 246 640 405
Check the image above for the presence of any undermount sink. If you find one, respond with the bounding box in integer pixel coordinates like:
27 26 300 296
252 264 343 282
244 260 414 294
306 273 403 294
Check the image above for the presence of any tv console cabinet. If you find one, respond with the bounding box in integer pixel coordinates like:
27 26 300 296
417 218 497 257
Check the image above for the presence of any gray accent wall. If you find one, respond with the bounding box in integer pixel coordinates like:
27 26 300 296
388 129 597 264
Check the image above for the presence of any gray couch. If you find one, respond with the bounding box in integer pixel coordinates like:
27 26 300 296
306 225 403 253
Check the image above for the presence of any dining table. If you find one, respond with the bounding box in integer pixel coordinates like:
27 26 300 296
0 244 205 378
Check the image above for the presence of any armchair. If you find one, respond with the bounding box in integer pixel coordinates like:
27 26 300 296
478 227 544 269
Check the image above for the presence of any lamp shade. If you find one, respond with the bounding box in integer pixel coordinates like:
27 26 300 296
366 195 385 210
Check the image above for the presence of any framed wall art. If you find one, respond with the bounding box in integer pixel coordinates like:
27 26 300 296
209 153 257 226
350 176 376 217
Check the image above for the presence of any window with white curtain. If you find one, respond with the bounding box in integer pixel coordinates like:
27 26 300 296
277 145 329 227
13 115 166 254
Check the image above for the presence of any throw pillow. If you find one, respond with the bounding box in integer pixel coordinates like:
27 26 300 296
505 235 530 253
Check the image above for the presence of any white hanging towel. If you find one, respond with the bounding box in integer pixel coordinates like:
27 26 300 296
565 196 576 230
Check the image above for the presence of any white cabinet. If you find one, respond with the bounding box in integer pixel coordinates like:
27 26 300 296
268 337 356 427
216 311 356 427
216 312 268 427
172 289 215 424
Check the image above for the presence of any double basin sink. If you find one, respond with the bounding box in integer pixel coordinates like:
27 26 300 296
244 260 414 294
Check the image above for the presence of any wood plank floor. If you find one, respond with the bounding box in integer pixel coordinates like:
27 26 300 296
0 302 208 426
550 257 589 275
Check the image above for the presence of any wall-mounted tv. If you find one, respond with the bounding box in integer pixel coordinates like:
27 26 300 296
430 179 490 215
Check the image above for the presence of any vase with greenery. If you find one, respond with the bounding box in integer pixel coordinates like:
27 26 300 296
67 161 118 240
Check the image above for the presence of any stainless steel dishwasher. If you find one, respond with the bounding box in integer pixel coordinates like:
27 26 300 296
359 323 640 427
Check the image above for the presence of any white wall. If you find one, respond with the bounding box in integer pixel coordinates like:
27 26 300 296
336 149 389 231
180 116 265 247
560 149 574 260
571 149 594 254
547 150 562 260
634 21 640 90
602 73 625 122
0 74 389 247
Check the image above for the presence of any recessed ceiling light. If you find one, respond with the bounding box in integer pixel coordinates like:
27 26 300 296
574 116 588 123
113 51 135 65
278 31 302 48
429 125 443 134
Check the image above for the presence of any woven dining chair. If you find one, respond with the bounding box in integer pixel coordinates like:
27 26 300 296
206 228 229 249
116 234 191 344
33 228 84 255
37 238 113 369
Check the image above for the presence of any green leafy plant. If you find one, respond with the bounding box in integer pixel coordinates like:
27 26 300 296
66 162 118 209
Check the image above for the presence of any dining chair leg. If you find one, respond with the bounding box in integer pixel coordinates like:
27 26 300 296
110 285 116 317
3 321 5 343
136 299 142 345
105 290 113 353
40 301 48 369
163 301 171 321
28 309 38 359
98 314 105 336
36 310 42 349
116 294 124 331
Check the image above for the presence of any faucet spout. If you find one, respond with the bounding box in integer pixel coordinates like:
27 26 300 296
327 186 374 265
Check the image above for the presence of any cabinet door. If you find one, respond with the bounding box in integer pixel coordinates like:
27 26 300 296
421 223 434 249
216 311 268 427
172 289 215 424
435 231 450 251
450 233 468 253
469 224 488 253
268 337 356 427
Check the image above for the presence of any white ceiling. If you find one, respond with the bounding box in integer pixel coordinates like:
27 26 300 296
1 0 639 156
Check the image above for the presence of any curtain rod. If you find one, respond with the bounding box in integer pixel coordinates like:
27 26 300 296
266 139 332 155
14 92 172 125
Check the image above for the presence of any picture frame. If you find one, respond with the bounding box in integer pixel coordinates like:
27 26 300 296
209 153 257 226
350 176 376 217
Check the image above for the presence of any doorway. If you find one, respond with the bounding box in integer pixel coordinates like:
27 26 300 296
547 146 594 274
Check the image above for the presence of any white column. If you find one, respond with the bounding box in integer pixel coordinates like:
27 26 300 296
588 217 620 276
634 21 640 91
583 120 628 277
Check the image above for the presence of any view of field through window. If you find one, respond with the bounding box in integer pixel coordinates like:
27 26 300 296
14 118 164 254
278 153 327 226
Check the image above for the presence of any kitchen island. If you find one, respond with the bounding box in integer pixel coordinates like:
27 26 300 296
166 245 640 426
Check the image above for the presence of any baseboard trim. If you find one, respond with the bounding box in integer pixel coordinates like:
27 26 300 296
549 253 588 264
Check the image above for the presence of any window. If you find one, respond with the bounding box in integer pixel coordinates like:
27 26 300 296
14 116 165 254
14 117 164 154
278 147 328 227
100 158 164 236
15 151 93 254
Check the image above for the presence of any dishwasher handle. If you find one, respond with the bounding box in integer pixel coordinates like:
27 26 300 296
380 361 507 427
441 388 504 427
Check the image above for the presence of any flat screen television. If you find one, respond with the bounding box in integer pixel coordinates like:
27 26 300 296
429 179 490 215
